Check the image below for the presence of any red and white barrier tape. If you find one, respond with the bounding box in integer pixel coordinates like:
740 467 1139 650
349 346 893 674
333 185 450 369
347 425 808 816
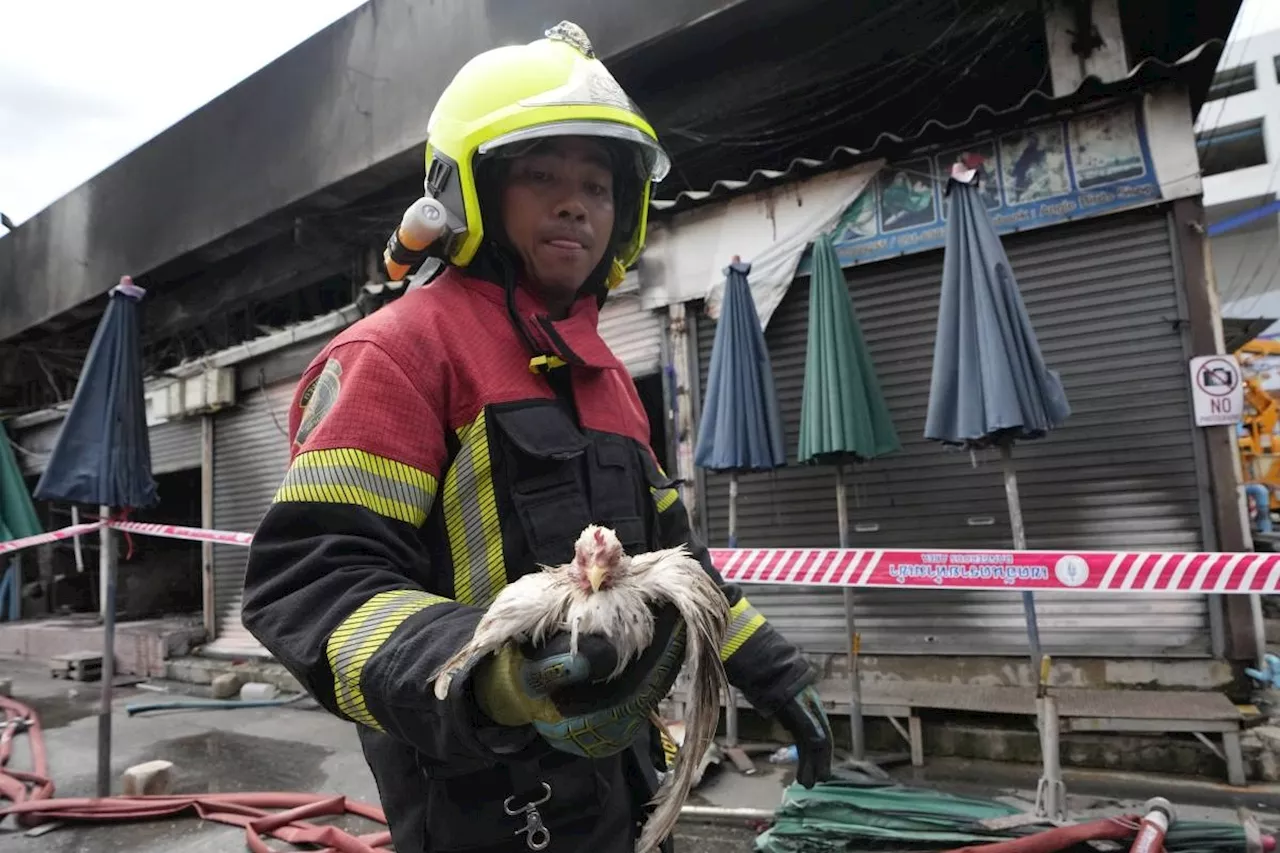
0 522 105 556
108 520 254 548
709 547 1280 594
0 520 251 556
5 519 1280 594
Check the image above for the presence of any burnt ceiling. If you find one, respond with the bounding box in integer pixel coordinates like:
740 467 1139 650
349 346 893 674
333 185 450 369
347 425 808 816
0 0 1241 414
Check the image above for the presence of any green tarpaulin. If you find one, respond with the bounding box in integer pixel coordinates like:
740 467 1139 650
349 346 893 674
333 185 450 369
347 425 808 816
755 780 1260 853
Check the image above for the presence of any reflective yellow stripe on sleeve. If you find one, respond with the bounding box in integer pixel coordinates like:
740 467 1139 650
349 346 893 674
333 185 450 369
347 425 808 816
649 463 680 514
274 448 437 527
720 596 766 662
650 485 679 514
326 589 449 729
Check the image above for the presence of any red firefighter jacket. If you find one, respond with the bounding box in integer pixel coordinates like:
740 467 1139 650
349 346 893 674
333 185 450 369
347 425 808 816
241 267 815 853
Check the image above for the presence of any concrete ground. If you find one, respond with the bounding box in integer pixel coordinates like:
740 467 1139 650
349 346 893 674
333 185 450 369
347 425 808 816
2 657 1279 852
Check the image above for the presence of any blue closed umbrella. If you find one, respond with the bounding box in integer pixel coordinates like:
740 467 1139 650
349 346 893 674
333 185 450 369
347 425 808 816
33 276 157 798
695 258 787 547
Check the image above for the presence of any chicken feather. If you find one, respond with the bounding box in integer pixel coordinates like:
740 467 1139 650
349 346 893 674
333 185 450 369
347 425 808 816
428 525 731 853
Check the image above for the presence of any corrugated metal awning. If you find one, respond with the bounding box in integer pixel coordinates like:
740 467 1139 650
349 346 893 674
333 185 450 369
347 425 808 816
650 40 1223 216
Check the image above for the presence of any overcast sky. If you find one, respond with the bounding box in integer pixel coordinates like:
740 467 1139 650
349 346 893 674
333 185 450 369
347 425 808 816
2 0 1279 229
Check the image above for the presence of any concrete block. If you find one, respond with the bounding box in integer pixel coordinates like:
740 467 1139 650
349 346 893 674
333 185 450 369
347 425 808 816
210 672 243 700
121 760 175 796
240 682 279 701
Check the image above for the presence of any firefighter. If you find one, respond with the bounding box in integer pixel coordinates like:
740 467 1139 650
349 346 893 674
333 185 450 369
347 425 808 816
241 21 833 853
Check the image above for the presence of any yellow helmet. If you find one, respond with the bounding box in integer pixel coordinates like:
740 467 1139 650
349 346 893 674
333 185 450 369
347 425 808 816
424 21 670 285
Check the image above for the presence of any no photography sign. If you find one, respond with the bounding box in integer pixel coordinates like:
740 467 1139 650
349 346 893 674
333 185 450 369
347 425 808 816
1190 355 1242 427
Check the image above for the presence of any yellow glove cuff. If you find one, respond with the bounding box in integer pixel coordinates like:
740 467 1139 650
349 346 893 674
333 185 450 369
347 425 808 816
473 645 561 728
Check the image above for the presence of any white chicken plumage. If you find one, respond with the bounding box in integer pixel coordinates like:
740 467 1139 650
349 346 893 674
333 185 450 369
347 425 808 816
430 523 731 853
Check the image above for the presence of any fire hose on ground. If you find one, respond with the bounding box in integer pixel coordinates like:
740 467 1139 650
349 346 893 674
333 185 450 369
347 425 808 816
3 690 1279 852
0 694 394 853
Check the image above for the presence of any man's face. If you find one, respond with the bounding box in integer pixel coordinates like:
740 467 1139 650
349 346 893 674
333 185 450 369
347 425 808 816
500 136 616 309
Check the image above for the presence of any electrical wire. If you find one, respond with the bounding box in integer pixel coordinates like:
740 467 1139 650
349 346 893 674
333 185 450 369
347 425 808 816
665 5 1020 153
665 0 985 138
665 12 1031 191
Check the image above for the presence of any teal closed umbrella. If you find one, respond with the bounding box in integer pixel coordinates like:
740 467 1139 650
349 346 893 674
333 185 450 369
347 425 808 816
798 233 901 760
0 421 43 622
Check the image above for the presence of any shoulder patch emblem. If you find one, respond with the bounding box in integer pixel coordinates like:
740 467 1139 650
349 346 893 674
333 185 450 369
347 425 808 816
295 358 343 447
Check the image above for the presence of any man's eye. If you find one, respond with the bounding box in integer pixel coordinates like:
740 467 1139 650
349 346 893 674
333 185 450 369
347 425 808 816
586 182 611 198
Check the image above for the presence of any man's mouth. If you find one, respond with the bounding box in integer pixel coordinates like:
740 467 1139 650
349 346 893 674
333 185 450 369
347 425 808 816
545 238 586 251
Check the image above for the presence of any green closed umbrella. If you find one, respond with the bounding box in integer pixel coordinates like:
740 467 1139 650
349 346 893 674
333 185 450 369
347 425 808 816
798 233 901 760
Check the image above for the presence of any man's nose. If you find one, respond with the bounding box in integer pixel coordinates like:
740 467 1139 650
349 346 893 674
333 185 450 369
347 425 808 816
553 191 588 220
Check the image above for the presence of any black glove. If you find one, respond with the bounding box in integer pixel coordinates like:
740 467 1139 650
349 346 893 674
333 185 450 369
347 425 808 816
475 603 687 759
774 685 833 788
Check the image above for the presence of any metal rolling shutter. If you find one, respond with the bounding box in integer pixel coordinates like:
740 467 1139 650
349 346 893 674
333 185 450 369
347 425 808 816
205 380 296 657
696 207 1212 657
148 418 203 474
598 278 664 377
16 416 201 476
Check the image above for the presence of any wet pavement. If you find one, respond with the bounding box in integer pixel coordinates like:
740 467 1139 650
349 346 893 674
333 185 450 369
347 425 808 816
0 660 382 852
3 656 1280 852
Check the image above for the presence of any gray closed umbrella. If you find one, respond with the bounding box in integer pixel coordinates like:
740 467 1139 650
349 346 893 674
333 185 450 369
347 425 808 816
925 166 1071 818
924 166 1070 669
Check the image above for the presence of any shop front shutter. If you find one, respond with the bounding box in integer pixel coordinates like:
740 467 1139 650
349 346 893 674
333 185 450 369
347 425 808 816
696 207 1212 656
15 416 202 477
205 380 296 657
598 277 664 378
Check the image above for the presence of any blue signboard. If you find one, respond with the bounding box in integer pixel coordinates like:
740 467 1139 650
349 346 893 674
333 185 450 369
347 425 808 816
818 100 1162 269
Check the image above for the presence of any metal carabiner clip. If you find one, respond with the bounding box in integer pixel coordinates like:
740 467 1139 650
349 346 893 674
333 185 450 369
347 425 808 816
504 781 552 851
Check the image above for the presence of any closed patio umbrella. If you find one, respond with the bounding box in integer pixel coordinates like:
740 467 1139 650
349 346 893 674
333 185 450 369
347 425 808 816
0 422 43 622
798 232 901 760
924 163 1071 817
694 258 787 546
694 257 787 765
923 165 1070 670
34 276 158 797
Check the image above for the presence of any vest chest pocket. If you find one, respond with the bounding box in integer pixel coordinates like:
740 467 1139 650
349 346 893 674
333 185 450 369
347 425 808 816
586 436 651 555
490 402 592 568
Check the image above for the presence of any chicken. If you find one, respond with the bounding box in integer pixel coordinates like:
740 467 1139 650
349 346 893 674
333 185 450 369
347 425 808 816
430 524 731 853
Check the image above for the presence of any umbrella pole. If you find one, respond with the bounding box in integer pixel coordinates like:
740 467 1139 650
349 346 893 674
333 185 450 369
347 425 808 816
1002 446 1064 819
728 472 739 548
724 472 741 751
836 463 865 761
97 505 116 797
1000 444 1041 672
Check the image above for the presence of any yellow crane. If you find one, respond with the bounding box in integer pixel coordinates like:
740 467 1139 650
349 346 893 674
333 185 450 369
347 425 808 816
1237 338 1280 519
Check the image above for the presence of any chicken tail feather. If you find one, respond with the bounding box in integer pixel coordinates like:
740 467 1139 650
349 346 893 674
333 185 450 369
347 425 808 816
635 554 732 853
636 639 729 853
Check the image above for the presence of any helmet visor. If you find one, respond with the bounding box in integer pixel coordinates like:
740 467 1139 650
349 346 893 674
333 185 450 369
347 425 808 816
477 120 671 183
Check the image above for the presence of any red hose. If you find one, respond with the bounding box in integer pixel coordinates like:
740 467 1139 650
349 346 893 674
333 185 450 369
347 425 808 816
942 817 1142 853
0 695 392 852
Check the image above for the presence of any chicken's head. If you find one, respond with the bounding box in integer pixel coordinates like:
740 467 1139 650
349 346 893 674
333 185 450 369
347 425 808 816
571 524 626 593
